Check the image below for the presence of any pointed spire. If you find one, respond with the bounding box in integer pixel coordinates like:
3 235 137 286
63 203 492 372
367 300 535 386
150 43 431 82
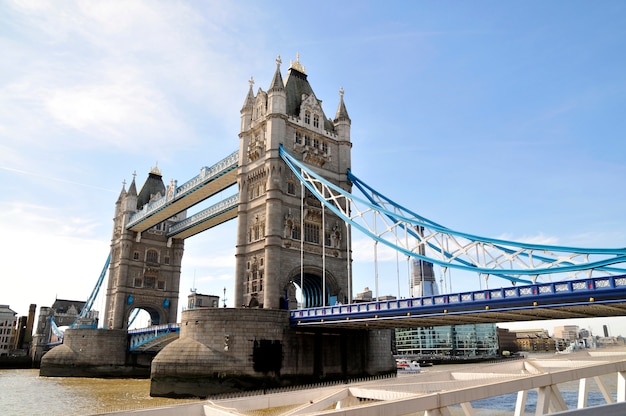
269 55 284 91
241 76 255 112
334 87 350 122
116 179 127 203
127 171 138 196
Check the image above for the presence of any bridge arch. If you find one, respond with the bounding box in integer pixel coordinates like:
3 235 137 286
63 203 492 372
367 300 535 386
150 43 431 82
281 266 345 309
126 304 165 328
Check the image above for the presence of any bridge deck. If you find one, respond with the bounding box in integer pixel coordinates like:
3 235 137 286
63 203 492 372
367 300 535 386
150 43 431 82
291 275 626 329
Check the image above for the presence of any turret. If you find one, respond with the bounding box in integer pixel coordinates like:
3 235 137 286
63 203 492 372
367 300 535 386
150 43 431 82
267 56 286 115
240 77 255 132
333 87 351 141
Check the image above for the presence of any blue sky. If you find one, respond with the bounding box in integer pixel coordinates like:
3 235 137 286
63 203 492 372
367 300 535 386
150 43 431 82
1 1 625 337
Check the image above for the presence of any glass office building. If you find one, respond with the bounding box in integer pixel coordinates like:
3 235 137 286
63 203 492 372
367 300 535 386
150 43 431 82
397 254 499 358
395 323 499 357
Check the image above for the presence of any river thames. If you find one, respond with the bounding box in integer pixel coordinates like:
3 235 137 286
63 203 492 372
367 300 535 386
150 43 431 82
0 355 620 416
0 369 202 415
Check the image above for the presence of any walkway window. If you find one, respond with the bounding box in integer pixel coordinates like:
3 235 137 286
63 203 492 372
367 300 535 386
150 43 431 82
295 132 302 144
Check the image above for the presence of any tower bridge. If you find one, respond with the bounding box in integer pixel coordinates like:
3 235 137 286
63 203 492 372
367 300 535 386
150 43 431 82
40 55 626 399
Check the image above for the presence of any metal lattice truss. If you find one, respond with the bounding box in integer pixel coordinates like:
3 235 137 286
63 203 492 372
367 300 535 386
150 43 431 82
280 145 626 284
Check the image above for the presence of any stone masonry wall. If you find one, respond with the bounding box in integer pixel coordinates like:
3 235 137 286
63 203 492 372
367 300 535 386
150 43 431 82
150 308 396 397
40 328 130 377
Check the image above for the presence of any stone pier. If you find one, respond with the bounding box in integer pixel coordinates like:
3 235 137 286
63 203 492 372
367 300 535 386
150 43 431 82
40 328 152 378
150 308 396 398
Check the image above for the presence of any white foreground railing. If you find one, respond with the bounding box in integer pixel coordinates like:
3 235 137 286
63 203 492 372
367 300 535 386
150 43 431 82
98 349 626 416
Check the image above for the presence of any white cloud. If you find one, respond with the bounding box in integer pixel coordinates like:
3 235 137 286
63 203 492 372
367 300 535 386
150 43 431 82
1 0 251 159
495 232 560 246
44 72 189 150
1 201 109 316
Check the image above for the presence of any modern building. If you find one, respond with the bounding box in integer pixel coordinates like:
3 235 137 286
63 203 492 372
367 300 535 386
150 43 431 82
0 305 17 356
395 259 499 358
395 323 499 357
411 227 438 298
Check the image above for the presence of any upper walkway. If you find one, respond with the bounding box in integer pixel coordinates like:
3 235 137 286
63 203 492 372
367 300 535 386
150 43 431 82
126 150 238 233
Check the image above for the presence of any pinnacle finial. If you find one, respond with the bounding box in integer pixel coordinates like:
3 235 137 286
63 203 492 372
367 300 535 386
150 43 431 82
249 76 254 88
150 161 161 176
289 52 306 74
276 55 282 68
339 87 344 98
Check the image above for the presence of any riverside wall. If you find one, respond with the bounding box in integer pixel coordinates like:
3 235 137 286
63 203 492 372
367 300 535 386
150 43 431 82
150 308 396 398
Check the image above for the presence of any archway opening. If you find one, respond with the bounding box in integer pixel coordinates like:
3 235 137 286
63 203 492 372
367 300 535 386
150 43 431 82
291 272 330 308
127 307 161 329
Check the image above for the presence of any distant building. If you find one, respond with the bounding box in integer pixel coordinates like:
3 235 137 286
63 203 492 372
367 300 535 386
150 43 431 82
353 287 373 303
187 292 220 309
553 325 579 341
30 299 86 364
579 328 590 339
0 305 17 356
12 304 36 351
411 227 438 298
496 327 519 354
512 328 555 352
395 323 499 357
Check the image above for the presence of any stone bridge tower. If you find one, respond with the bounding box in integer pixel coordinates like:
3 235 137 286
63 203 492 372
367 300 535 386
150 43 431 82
235 55 353 309
104 166 185 329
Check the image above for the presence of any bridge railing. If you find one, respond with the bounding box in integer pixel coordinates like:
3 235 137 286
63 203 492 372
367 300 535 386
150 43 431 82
128 323 181 351
127 323 180 335
290 275 626 323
